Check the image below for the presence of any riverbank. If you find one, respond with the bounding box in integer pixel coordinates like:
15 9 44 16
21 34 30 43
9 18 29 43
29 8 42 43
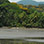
0 27 44 30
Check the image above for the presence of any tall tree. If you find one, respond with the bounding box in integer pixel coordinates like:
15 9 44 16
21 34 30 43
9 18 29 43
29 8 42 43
0 0 10 4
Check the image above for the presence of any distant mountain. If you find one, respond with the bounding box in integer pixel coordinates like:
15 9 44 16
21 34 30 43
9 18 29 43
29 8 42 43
17 0 44 6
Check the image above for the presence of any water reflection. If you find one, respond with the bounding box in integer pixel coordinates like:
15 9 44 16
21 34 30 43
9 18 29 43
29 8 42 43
0 39 44 44
25 39 44 42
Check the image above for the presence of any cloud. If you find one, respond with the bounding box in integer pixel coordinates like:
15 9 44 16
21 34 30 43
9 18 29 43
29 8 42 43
9 0 21 2
9 0 44 2
33 0 44 2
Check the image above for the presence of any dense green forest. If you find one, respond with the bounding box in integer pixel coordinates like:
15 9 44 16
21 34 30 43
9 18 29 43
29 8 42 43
0 0 44 28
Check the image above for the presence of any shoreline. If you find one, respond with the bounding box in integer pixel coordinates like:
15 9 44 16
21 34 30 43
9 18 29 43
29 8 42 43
0 27 44 30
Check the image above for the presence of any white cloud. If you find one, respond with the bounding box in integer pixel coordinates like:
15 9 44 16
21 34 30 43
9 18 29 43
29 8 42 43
33 0 44 2
9 0 44 2
9 0 21 2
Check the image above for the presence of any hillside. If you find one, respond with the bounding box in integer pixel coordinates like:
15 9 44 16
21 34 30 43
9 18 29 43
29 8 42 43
17 0 44 6
0 0 44 28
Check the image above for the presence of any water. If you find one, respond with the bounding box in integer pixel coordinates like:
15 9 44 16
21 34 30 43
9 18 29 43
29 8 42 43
0 28 44 43
0 28 44 39
25 39 44 42
0 39 44 44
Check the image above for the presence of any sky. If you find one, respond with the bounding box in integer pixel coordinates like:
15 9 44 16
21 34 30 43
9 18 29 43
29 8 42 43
9 0 21 2
9 0 44 2
33 0 44 2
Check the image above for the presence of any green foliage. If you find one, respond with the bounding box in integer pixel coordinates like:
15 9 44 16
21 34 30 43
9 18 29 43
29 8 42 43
0 1 44 28
0 0 9 4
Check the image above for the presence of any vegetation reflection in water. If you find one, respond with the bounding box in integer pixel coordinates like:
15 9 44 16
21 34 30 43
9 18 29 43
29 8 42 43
0 39 44 44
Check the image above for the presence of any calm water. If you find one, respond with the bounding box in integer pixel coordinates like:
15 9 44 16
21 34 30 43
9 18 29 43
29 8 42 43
0 28 44 43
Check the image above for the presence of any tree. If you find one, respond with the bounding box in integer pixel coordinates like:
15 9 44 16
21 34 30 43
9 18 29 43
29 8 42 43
0 0 9 4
